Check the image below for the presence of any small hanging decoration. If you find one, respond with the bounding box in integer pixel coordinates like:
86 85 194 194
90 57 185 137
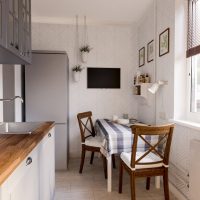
80 16 92 63
72 64 83 82
73 15 83 82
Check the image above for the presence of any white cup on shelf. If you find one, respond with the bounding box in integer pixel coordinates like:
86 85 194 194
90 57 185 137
112 115 118 122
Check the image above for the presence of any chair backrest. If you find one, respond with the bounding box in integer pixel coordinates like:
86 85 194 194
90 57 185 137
77 111 96 143
130 124 174 168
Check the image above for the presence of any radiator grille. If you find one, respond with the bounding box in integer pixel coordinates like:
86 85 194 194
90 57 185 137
169 162 190 199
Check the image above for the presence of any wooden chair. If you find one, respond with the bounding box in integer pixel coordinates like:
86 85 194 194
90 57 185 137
77 111 116 178
118 124 174 200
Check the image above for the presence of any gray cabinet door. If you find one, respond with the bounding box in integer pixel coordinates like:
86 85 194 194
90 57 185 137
7 0 21 55
19 0 31 63
0 0 6 46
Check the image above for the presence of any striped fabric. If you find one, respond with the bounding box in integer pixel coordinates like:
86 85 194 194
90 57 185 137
95 119 159 157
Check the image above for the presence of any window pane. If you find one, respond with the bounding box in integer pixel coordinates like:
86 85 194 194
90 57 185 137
191 54 200 112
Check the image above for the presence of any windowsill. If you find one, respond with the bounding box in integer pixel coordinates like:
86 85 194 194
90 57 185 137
170 119 200 131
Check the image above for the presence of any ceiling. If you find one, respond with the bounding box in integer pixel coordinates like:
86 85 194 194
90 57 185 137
32 0 154 25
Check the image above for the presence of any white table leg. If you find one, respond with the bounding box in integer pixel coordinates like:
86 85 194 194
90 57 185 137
107 155 112 192
155 176 160 189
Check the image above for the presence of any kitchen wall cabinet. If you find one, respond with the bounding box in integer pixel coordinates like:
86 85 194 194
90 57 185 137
0 0 31 64
0 128 55 200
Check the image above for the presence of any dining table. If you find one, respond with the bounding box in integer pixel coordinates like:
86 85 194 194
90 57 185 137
95 119 161 192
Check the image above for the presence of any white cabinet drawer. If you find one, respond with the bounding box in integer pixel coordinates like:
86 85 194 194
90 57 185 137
1 146 39 200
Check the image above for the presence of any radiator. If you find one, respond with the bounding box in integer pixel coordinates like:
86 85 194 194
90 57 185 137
169 162 189 199
189 140 200 200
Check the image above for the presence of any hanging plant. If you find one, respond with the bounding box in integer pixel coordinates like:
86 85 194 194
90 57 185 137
72 64 83 72
80 45 92 63
72 65 83 82
80 16 92 63
80 45 92 53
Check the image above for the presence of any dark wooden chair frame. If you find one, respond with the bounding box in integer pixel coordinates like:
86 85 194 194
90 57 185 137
118 124 174 200
77 111 115 179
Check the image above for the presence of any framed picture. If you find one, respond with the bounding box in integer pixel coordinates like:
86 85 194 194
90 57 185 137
159 28 170 57
139 47 145 67
147 40 154 62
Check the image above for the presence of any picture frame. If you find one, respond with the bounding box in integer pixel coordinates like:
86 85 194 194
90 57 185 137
139 47 145 67
159 28 170 57
147 40 154 63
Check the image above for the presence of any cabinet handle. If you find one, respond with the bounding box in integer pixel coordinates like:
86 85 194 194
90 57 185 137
26 157 32 166
48 133 51 138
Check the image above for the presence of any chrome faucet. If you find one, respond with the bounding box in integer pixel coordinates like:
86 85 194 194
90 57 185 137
0 96 23 103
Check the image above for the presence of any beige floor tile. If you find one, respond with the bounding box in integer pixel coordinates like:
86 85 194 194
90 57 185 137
55 191 94 200
55 157 175 200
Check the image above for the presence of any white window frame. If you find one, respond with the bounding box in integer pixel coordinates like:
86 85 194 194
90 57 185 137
186 56 200 123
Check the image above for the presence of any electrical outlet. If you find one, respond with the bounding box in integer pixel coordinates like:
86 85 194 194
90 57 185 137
159 112 166 120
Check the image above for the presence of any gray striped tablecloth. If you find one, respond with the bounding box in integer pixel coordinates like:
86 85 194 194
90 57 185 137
95 119 158 157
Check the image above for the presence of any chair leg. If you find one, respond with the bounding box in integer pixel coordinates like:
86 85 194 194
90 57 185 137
102 155 107 179
79 147 86 174
118 160 123 193
130 172 136 200
112 154 116 169
90 152 94 164
146 177 151 190
163 169 170 200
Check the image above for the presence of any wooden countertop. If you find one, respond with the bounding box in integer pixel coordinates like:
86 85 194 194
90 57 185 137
0 121 55 185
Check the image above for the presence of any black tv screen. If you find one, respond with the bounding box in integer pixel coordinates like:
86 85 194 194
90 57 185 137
87 67 121 89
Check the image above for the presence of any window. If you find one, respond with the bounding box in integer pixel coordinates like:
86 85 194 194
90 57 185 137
187 0 200 113
191 54 200 112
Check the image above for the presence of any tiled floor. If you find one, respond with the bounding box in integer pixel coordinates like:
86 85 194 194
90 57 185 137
55 157 175 200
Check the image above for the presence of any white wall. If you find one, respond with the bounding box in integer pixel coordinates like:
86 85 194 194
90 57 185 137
137 0 176 125
137 0 175 125
32 23 138 157
2 65 15 122
155 0 175 124
0 65 23 122
137 3 156 124
14 65 22 122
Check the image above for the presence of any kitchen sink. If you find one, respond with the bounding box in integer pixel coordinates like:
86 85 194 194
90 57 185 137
0 122 43 134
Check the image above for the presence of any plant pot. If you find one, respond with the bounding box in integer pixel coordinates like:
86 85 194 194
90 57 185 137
73 71 80 82
81 52 89 63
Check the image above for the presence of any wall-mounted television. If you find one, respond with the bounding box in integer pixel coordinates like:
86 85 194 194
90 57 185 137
87 67 121 89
